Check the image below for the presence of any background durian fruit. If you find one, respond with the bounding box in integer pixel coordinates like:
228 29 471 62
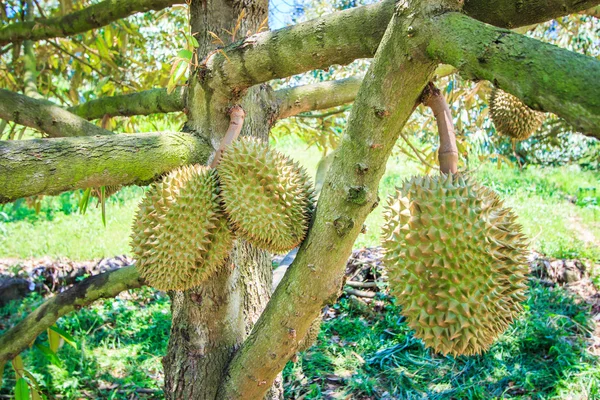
382 173 529 356
217 137 315 253
131 165 233 291
490 87 545 140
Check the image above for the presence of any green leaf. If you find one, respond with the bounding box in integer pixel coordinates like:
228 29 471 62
12 354 24 378
22 370 43 398
34 344 62 368
190 36 199 48
79 188 92 214
177 49 193 61
167 59 188 94
14 377 30 400
0 360 5 388
49 325 77 349
101 186 107 227
47 328 62 353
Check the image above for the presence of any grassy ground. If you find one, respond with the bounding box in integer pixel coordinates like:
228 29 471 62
1 137 599 398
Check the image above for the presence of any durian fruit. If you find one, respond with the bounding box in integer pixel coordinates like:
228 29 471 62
382 174 529 356
297 315 322 353
217 137 315 253
131 165 233 291
490 87 545 140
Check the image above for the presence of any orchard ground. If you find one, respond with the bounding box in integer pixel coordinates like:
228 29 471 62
1 137 599 399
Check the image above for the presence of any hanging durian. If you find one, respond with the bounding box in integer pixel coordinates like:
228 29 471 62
489 87 545 140
381 83 529 356
131 165 233 291
382 174 529 356
217 137 315 253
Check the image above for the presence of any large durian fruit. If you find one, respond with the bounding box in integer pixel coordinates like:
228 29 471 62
131 165 233 291
382 173 529 356
489 87 545 140
217 137 315 253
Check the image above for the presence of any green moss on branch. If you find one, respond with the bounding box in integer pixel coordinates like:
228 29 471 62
0 89 113 138
68 88 186 120
426 12 600 138
0 0 183 45
0 131 211 202
275 77 363 119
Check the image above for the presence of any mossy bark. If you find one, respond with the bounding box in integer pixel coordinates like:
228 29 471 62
68 88 186 121
161 1 282 399
0 0 182 45
217 0 451 396
426 12 600 138
0 131 211 203
0 89 113 138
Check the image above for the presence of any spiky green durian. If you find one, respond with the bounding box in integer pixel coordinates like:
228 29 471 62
131 165 233 291
490 88 545 140
382 174 529 356
217 137 314 253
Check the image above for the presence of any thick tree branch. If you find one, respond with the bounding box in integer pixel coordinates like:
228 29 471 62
0 89 114 138
0 0 183 46
275 77 362 120
218 1 444 397
68 88 186 120
203 0 599 93
464 0 600 29
0 266 144 367
0 131 211 202
426 13 600 138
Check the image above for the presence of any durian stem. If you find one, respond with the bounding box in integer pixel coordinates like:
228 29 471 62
210 105 246 168
421 82 458 174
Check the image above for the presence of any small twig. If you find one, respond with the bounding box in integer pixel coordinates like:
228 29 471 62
344 288 376 298
420 82 458 174
295 105 352 119
210 105 246 168
398 131 439 170
345 281 378 288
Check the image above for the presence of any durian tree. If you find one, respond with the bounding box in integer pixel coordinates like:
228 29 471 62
1 0 600 399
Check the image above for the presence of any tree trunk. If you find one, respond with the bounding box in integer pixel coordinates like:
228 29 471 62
162 1 281 399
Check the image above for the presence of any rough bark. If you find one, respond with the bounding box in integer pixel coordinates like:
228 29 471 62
0 89 113 138
218 0 452 396
426 12 600 138
275 77 362 120
0 131 211 203
0 0 183 45
464 0 600 29
68 88 186 120
201 0 599 94
0 266 143 367
162 1 282 399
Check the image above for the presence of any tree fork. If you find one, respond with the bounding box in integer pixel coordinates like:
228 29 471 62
217 0 462 397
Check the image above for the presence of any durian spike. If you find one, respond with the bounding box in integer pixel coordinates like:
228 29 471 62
210 105 246 168
420 82 458 174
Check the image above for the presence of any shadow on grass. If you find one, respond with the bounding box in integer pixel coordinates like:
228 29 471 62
285 280 599 399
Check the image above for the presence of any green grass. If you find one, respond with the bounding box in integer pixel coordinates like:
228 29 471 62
285 281 599 399
2 280 598 399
